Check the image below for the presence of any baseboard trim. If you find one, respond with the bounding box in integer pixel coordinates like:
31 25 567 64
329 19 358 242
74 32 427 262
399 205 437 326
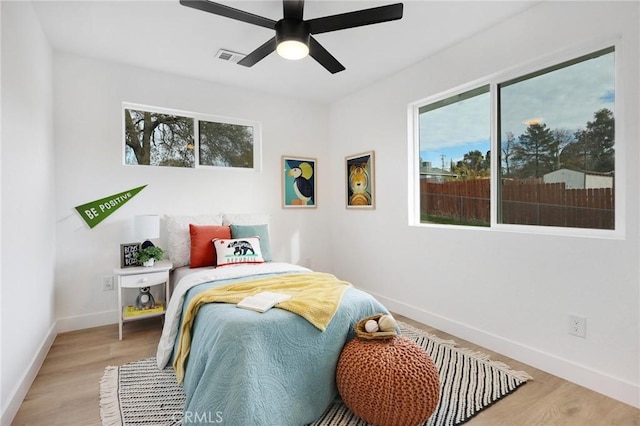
0 323 57 426
373 291 640 409
1 310 119 425
56 309 118 333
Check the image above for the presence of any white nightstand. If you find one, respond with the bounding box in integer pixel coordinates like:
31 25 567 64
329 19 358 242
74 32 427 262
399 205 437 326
114 260 173 340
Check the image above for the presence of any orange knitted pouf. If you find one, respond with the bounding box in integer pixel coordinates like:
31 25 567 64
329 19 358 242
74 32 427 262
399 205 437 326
336 335 440 426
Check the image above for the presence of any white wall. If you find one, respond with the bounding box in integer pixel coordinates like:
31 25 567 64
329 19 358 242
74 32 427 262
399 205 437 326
328 1 639 407
1 2 57 422
53 52 332 329
2 1 638 420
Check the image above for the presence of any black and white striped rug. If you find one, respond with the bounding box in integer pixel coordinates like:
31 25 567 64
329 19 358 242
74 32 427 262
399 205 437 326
100 322 531 426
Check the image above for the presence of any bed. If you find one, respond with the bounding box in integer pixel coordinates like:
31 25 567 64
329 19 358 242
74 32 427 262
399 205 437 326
156 223 390 426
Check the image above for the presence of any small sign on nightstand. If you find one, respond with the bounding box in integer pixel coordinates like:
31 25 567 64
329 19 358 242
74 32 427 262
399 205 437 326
120 243 141 268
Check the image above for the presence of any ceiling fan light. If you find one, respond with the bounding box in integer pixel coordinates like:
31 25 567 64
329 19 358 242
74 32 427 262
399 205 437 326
276 40 309 60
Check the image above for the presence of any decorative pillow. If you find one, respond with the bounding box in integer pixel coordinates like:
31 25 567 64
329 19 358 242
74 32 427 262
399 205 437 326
213 237 264 267
189 224 231 268
166 214 223 267
222 213 269 226
230 224 272 261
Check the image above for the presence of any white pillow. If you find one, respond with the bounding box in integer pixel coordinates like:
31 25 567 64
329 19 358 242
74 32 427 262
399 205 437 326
213 237 264 267
222 213 270 226
166 214 223 267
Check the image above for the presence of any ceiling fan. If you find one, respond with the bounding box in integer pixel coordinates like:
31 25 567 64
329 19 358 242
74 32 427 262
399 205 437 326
180 0 404 74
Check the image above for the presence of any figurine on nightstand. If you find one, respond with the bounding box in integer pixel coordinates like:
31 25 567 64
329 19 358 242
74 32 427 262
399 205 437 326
135 287 156 309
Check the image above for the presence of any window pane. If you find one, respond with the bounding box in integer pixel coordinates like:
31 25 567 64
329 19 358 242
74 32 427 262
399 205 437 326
499 48 614 229
418 85 490 226
124 108 195 168
199 121 254 168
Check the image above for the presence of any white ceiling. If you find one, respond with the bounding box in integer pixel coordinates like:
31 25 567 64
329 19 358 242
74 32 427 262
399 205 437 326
32 0 537 104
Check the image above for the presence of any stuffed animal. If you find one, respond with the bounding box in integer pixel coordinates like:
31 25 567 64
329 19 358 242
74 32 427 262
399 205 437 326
135 287 156 309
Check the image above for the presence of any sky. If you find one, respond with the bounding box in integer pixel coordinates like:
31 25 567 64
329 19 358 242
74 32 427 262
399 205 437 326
419 50 615 169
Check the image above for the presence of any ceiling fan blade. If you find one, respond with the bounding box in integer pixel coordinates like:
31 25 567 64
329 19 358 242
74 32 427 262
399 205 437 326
283 0 305 20
307 3 403 34
237 37 277 67
180 0 276 29
308 36 345 74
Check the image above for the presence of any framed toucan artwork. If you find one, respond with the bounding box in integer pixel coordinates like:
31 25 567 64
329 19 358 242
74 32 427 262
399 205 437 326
282 156 317 208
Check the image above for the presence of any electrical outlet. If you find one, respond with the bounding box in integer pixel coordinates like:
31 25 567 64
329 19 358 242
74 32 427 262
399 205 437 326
568 314 586 338
103 275 114 291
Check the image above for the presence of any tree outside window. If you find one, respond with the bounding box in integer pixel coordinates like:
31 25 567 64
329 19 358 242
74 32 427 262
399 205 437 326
199 121 254 168
125 109 194 167
124 105 260 171
414 46 615 231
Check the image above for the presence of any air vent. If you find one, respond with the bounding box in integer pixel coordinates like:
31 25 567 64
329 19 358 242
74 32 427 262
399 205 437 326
214 49 246 64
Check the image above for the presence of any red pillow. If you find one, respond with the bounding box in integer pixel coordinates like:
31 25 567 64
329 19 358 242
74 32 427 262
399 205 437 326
189 224 231 268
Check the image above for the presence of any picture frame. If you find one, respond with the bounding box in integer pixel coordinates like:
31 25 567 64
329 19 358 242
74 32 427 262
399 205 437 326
120 242 141 268
282 156 317 208
346 151 375 209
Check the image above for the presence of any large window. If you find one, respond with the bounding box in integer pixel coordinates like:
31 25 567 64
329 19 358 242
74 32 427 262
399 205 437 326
418 86 491 226
411 45 616 234
499 47 615 229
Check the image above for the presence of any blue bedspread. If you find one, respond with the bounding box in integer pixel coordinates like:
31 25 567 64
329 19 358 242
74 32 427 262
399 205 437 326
175 270 389 426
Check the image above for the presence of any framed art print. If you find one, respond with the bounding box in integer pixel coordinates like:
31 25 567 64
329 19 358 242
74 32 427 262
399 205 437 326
346 151 375 209
282 156 317 208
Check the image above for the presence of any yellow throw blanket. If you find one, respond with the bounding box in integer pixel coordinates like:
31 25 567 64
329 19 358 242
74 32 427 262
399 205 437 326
173 272 351 383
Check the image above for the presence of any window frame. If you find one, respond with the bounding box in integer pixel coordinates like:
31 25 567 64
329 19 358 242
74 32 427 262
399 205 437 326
122 102 262 172
408 37 623 239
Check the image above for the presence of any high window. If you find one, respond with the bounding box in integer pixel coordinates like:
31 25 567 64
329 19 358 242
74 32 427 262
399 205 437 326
123 103 261 171
411 45 616 234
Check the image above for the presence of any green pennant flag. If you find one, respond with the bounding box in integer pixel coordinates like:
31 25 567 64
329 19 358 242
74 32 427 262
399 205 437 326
75 185 147 229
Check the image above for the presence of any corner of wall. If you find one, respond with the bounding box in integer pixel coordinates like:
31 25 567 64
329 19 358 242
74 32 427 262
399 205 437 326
0 323 56 426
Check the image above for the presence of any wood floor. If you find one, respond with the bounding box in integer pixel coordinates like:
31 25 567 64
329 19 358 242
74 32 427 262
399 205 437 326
11 315 640 426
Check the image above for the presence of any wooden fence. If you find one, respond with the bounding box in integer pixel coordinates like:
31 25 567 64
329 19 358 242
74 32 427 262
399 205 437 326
420 179 614 229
